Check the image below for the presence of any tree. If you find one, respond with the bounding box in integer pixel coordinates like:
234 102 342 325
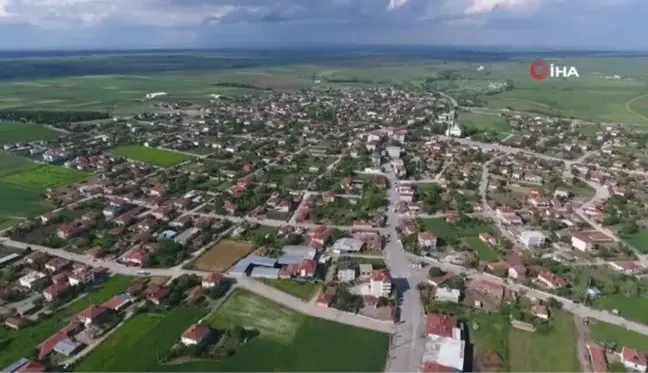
547 297 562 310
429 267 446 278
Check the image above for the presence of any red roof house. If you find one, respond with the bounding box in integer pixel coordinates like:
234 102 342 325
181 324 210 346
426 314 457 338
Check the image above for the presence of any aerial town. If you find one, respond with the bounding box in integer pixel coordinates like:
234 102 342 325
2 85 648 373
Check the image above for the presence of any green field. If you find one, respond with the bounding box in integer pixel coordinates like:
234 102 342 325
590 321 648 350
0 275 132 367
0 155 86 219
73 289 389 372
594 294 648 324
111 145 194 166
262 280 320 301
73 307 205 372
0 121 62 144
621 229 648 253
458 112 510 132
421 218 493 245
508 311 580 372
470 312 510 371
464 237 500 262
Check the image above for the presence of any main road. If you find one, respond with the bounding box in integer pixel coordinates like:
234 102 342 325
382 164 427 373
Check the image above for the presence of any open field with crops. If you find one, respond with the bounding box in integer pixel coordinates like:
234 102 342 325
111 145 194 166
192 239 254 272
0 121 62 144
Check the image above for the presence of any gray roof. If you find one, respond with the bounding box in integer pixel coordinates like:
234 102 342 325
245 255 278 267
332 238 364 252
250 267 280 279
54 338 82 356
277 254 306 266
0 253 21 267
281 245 316 257
3 357 30 373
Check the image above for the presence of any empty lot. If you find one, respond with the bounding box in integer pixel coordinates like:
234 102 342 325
193 239 253 272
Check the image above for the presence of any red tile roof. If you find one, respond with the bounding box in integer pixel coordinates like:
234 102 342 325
17 361 47 373
181 324 210 342
78 305 109 321
38 332 68 359
622 346 647 367
102 295 131 310
426 314 456 338
421 362 454 373
371 269 392 282
587 343 608 373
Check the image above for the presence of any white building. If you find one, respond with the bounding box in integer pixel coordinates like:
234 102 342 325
445 122 464 137
19 271 47 289
423 314 465 372
518 230 546 249
435 287 461 303
332 238 365 254
368 270 392 297
386 146 402 159
621 347 648 372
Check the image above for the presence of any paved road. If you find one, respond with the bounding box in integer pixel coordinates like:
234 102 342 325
0 237 393 334
382 165 427 373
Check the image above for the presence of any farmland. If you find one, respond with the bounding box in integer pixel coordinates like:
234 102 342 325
0 275 132 368
111 145 194 166
620 228 648 254
0 121 62 144
1 163 88 190
594 293 648 324
73 307 205 372
508 311 580 372
457 112 510 132
192 239 254 272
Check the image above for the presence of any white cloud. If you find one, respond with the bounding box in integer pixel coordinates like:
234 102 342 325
387 0 408 10
465 0 538 14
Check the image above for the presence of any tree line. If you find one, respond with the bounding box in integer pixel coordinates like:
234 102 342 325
0 110 109 124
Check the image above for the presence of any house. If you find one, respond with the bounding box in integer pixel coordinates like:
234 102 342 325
18 271 48 289
420 362 455 373
337 268 356 282
147 286 170 305
418 232 437 250
16 360 47 373
181 324 211 346
571 231 611 252
369 270 392 297
531 303 549 319
43 282 71 302
297 259 317 278
4 316 29 330
332 238 365 253
40 213 58 224
423 314 465 371
45 258 70 273
609 261 642 275
587 343 608 373
359 264 373 279
621 347 648 372
202 273 223 289
78 305 110 326
102 295 132 312
507 265 528 280
316 286 337 307
536 271 567 289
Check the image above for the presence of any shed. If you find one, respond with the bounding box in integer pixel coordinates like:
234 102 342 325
250 267 280 279
53 338 83 356
2 358 30 373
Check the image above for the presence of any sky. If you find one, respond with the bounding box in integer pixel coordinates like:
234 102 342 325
0 0 645 50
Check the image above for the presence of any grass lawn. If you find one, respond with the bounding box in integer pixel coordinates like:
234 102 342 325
594 294 648 324
464 237 500 262
469 312 510 371
73 307 205 372
0 275 132 367
621 229 648 254
589 321 648 350
111 145 194 166
508 311 580 372
458 112 510 132
420 218 493 246
1 164 89 190
0 121 61 144
262 279 320 301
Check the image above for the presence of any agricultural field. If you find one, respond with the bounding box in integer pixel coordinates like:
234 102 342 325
420 218 493 246
469 312 510 372
457 112 510 132
1 163 88 190
0 275 132 368
508 311 580 372
589 321 648 350
192 239 254 272
0 121 62 144
262 279 320 302
620 228 648 254
464 237 500 262
73 306 205 372
111 145 194 167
